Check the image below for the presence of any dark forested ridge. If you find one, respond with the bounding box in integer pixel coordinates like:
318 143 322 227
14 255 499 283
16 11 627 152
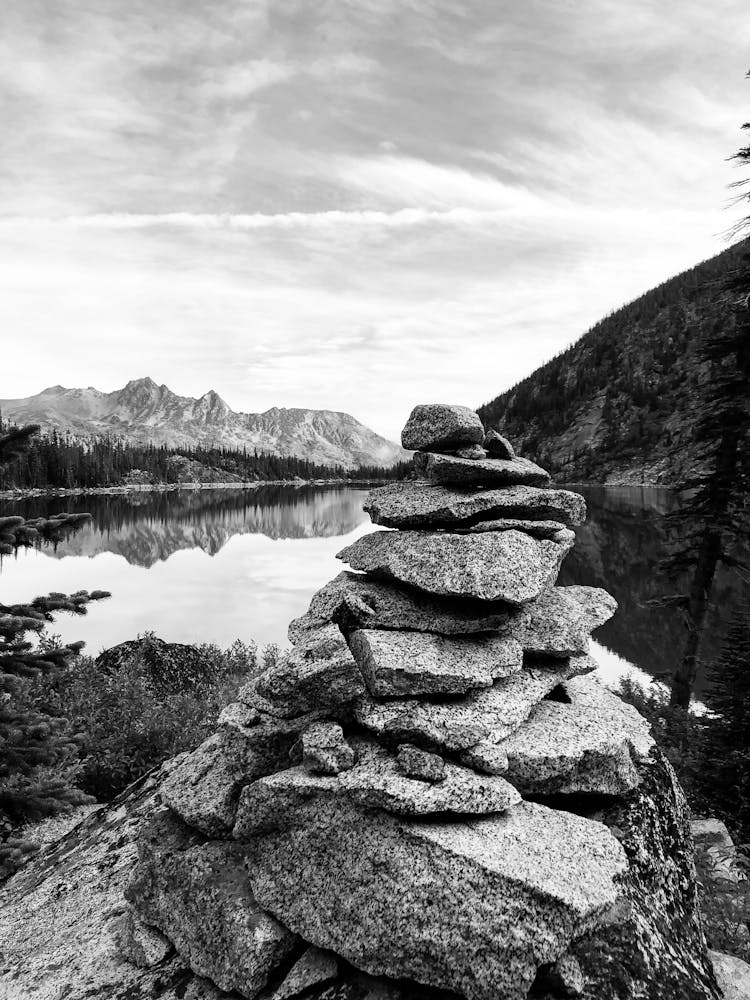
478 240 747 484
0 426 408 491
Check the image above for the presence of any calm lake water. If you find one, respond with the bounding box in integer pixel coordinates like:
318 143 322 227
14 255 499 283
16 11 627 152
1 485 745 694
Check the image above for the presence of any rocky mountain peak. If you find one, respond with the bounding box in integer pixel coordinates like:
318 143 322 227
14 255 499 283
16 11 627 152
0 379 409 469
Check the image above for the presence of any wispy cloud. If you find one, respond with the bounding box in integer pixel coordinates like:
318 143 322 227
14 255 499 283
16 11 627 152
0 0 748 438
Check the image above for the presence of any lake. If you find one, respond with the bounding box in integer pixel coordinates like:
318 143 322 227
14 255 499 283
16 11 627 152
1 485 745 694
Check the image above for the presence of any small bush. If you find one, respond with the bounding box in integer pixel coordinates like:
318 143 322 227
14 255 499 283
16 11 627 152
42 635 270 802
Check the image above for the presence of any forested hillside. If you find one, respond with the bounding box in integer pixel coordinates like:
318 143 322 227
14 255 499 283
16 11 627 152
478 240 747 484
0 427 407 491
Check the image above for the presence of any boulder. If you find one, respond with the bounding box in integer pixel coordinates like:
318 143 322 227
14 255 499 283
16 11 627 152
337 529 573 605
396 743 446 782
483 430 515 459
0 763 238 1000
239 789 627 1000
355 656 595 753
301 721 355 775
245 625 365 719
126 809 298 998
501 675 654 796
710 951 750 1000
348 628 523 696
364 482 586 529
569 752 721 999
96 635 215 694
401 403 484 451
288 570 516 641
414 450 550 487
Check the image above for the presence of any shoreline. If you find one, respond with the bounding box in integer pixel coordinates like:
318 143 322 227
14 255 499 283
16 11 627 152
0 479 391 501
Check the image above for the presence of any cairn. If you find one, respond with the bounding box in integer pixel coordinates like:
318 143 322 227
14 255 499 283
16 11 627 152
125 404 719 1000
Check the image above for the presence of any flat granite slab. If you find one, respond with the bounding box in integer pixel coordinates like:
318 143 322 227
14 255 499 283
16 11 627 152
354 655 596 752
337 529 573 605
238 788 626 1000
234 741 519 829
288 571 517 641
413 451 551 487
349 628 523 696
364 482 586 528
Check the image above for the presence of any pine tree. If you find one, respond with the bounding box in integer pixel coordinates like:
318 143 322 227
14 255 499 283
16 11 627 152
701 612 750 842
0 424 110 877
663 82 750 708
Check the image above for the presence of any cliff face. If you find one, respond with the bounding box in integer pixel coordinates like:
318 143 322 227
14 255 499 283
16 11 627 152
477 241 746 485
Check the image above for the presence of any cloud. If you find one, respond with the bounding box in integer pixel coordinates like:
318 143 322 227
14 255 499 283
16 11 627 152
0 0 748 440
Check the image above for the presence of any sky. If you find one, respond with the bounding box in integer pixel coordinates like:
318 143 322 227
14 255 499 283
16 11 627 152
1 1 749 441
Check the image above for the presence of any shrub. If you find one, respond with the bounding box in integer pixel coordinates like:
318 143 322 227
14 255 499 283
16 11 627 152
43 635 268 802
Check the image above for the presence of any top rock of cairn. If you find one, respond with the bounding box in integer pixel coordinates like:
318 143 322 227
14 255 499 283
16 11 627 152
401 402 549 488
401 402 484 451
122 403 720 1000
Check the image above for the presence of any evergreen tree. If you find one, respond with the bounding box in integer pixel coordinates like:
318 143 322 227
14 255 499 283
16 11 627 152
701 611 750 843
0 424 109 877
663 82 750 708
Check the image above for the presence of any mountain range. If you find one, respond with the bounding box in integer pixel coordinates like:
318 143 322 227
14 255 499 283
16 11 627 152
478 240 746 485
0 378 409 470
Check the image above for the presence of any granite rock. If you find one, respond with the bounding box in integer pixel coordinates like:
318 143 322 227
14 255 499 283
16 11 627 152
339 739 520 816
502 675 655 796
348 628 523 696
534 953 585 997
270 947 339 1000
126 809 298 998
288 571 516 641
235 742 519 825
458 741 509 775
355 656 595 753
110 904 173 968
337 529 573 605
710 951 750 1000
302 721 355 775
515 586 618 657
396 743 446 782
364 482 586 529
161 714 322 836
483 430 515 459
453 444 488 460
401 403 484 451
245 625 365 718
570 751 721 999
452 516 567 539
413 450 550 487
241 790 627 1000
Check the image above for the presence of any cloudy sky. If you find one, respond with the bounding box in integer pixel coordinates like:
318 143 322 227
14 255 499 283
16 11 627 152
1 1 749 440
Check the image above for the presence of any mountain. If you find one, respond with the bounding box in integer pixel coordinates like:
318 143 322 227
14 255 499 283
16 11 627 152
0 378 409 470
477 241 747 485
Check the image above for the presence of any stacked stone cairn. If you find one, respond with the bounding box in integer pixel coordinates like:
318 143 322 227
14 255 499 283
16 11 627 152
124 404 720 1000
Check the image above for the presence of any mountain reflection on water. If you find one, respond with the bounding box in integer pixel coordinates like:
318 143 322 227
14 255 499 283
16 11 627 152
9 486 370 567
1 485 746 689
